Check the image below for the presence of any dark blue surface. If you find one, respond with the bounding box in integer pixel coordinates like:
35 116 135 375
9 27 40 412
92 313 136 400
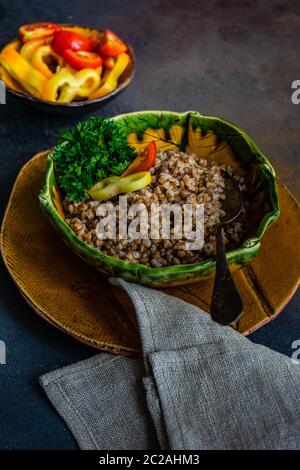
0 0 299 449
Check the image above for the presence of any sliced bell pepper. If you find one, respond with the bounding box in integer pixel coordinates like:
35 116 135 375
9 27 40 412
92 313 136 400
1 40 20 53
42 67 100 103
42 69 77 101
24 68 48 97
20 38 49 61
0 48 47 97
0 65 25 92
52 30 92 56
19 22 60 43
0 48 30 82
122 142 157 176
89 52 130 100
31 45 64 78
89 33 101 51
61 26 94 37
102 56 115 70
88 171 152 201
61 63 77 74
63 49 102 70
58 68 100 103
95 64 103 77
98 30 127 57
101 66 111 83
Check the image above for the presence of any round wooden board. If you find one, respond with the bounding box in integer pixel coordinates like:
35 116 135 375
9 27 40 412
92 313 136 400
1 151 300 356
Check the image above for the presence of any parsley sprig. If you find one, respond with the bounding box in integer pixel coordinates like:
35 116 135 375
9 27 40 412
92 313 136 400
53 117 137 202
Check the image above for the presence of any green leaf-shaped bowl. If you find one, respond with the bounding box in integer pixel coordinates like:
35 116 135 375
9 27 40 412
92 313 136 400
39 110 280 287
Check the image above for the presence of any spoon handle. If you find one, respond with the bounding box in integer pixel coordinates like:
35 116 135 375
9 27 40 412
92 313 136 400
210 224 243 325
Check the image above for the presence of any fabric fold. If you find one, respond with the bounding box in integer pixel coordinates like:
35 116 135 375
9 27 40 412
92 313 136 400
40 278 300 450
110 278 239 353
40 353 158 449
112 279 300 450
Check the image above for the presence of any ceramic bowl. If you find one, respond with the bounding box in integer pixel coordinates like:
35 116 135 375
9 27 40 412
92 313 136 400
39 110 280 287
0 25 135 115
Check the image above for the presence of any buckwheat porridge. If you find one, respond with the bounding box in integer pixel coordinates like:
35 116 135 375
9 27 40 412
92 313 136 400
64 149 248 268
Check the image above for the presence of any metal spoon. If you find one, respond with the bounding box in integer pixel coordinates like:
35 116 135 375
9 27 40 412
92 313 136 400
210 172 244 326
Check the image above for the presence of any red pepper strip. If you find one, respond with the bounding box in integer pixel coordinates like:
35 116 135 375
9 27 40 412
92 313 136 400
122 141 157 176
98 30 127 57
52 30 92 56
63 49 102 70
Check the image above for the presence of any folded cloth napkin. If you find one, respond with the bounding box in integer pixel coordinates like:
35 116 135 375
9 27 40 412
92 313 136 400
40 279 300 450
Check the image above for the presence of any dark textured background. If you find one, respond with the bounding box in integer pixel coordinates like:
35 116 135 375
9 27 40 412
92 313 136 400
0 0 299 449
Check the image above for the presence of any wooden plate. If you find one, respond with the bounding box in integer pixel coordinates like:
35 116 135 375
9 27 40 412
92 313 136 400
1 151 299 356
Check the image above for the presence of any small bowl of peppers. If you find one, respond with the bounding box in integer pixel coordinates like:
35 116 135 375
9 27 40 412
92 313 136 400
0 22 135 114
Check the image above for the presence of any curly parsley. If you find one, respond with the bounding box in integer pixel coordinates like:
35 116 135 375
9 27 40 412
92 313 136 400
53 116 137 202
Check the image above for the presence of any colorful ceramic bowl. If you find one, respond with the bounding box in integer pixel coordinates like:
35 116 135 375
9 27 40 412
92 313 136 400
0 25 135 115
39 110 280 287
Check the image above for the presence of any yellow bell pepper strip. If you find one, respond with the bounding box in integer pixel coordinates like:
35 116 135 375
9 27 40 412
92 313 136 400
1 40 20 53
89 175 120 192
42 68 76 101
42 68 100 103
95 64 103 77
24 68 49 98
31 45 64 79
58 68 100 103
20 38 47 61
0 48 30 82
61 64 77 74
61 68 101 102
61 26 96 38
100 66 110 84
89 52 130 100
0 65 25 92
0 48 47 97
41 68 99 103
88 171 152 201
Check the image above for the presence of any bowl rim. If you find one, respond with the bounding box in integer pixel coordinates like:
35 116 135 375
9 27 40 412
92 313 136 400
39 110 280 277
1 23 135 108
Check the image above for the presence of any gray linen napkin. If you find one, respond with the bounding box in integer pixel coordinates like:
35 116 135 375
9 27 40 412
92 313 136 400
40 279 300 450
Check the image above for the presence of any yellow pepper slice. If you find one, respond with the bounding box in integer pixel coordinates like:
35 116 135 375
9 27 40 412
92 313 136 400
61 26 96 38
95 64 103 77
20 38 45 61
31 45 64 79
24 68 49 97
42 68 100 103
89 176 121 191
89 52 130 100
61 64 77 74
42 69 76 101
88 171 152 201
1 40 20 53
58 68 100 103
0 48 31 82
0 48 47 97
0 65 25 92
